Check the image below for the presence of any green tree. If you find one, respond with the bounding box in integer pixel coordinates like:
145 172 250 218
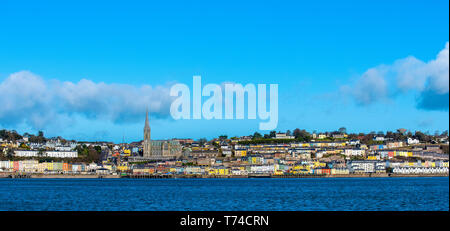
6 149 14 159
286 130 292 136
338 127 347 134
219 135 228 140
198 138 207 146
269 131 276 138
19 143 30 149
414 131 430 142
252 132 262 139
293 129 311 142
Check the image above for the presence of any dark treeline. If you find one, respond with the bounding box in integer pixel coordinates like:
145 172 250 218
237 128 449 145
0 129 75 144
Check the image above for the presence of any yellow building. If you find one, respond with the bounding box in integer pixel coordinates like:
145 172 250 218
235 150 247 157
123 149 131 156
367 155 378 160
117 164 128 171
313 161 326 168
103 165 113 171
331 168 349 175
290 165 311 174
208 168 230 176
46 162 54 171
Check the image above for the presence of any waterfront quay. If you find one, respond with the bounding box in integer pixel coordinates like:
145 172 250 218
1 170 448 179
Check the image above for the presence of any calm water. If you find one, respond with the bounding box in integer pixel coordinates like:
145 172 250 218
0 177 448 211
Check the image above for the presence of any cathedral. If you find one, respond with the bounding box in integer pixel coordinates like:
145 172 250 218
142 109 182 160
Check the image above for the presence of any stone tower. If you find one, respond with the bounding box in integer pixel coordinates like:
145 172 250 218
143 108 151 158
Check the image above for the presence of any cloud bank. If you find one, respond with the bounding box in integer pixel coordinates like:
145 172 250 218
341 42 449 110
0 71 175 130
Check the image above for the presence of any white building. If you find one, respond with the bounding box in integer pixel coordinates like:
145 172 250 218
0 161 13 171
275 133 295 139
393 167 448 174
45 151 78 158
14 150 40 157
348 161 385 173
373 136 385 141
349 140 360 145
222 150 232 157
14 150 78 158
344 149 365 157
248 165 275 173
407 137 420 145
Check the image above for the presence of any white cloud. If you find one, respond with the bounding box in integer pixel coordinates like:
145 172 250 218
0 71 175 130
349 66 389 105
425 42 449 94
342 42 449 110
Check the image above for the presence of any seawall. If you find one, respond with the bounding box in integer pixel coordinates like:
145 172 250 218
1 172 447 179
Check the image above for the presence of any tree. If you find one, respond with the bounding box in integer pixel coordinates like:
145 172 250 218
87 148 100 163
442 145 449 154
252 132 262 139
94 145 102 154
414 131 429 142
293 129 311 142
286 130 292 136
386 131 394 139
293 128 301 138
7 149 14 159
0 129 22 141
269 131 276 138
198 138 207 146
338 127 347 134
219 135 228 140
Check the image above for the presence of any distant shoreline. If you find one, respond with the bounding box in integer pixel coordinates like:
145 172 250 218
1 173 448 179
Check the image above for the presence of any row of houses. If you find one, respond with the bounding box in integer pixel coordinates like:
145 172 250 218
392 167 449 174
388 160 449 168
0 160 100 173
2 159 448 176
13 150 78 158
125 160 449 176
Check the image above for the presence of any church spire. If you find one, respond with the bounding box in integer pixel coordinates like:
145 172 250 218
143 107 151 158
145 107 150 128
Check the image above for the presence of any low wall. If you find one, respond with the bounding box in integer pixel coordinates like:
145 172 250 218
32 174 120 178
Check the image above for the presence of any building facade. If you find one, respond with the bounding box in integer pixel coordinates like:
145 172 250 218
141 109 182 159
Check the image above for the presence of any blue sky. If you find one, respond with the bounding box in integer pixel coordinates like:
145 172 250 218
0 0 448 142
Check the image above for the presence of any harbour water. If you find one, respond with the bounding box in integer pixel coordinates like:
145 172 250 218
0 177 448 211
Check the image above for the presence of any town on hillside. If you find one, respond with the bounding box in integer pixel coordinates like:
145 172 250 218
0 116 449 178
